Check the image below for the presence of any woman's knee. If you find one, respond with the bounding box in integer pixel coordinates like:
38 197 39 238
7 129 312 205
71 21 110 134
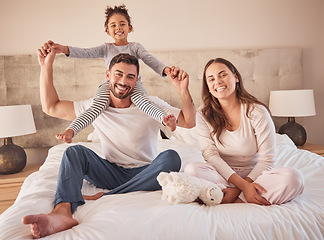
281 168 304 192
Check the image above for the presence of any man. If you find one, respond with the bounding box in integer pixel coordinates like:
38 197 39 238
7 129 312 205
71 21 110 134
22 46 195 238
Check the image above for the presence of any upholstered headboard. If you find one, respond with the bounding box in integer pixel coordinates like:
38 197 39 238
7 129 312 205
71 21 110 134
0 48 303 148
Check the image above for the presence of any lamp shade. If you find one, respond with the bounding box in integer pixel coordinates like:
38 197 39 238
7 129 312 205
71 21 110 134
269 89 316 117
0 105 36 138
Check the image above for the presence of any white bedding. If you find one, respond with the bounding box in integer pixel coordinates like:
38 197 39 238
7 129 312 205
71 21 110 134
0 133 324 240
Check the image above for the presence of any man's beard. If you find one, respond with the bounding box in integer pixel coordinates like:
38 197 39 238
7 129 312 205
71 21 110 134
110 83 132 99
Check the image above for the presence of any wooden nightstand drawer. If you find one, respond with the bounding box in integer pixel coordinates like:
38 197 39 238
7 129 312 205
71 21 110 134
0 200 15 213
0 182 22 201
0 164 41 214
298 143 324 157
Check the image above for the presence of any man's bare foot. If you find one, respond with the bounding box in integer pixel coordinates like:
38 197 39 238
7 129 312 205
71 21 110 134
163 114 177 132
56 129 74 143
83 192 105 200
22 203 78 238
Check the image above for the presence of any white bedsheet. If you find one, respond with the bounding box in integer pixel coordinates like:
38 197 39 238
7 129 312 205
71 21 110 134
0 135 324 240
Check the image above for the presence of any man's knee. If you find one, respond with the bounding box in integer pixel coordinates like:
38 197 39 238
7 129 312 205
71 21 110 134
158 149 181 172
63 145 87 164
64 145 85 156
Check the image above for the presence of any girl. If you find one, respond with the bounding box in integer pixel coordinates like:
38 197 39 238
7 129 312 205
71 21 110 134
184 58 304 205
45 5 177 143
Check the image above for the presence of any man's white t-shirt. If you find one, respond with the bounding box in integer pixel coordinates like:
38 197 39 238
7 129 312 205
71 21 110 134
74 96 180 168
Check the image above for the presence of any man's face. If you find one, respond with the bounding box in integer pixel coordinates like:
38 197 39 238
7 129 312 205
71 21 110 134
107 62 138 99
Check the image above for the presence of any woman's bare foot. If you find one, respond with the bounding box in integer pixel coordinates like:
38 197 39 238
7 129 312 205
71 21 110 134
56 129 74 143
163 114 177 132
22 203 78 238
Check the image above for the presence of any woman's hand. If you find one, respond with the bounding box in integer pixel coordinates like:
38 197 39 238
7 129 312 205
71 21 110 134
241 182 270 205
221 187 241 203
228 173 270 205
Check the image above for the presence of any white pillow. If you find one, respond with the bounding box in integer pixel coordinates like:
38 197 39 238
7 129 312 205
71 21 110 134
275 133 296 149
167 126 199 146
87 130 100 142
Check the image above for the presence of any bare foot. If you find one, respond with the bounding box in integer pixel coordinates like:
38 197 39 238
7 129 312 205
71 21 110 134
163 114 177 132
83 192 105 200
56 129 74 143
22 203 78 238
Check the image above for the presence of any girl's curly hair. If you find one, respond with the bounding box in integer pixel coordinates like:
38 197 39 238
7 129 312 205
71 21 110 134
104 4 132 32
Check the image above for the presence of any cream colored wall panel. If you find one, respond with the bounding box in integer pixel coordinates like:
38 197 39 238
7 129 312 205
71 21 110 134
4 55 39 88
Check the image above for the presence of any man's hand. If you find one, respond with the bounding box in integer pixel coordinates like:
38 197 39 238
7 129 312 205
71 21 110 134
37 45 56 67
168 66 189 95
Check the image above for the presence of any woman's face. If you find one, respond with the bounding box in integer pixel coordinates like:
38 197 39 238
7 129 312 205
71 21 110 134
205 62 239 101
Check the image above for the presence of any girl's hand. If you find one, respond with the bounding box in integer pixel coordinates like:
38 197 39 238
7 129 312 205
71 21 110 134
163 67 172 76
221 187 241 203
45 40 70 55
242 182 270 205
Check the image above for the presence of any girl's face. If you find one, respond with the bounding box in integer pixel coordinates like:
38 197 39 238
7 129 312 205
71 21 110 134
205 63 239 101
107 13 132 45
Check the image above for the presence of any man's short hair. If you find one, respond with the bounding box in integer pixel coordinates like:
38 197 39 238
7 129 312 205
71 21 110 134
108 53 139 76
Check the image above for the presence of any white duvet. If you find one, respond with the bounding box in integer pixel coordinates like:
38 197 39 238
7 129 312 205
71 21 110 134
0 133 323 240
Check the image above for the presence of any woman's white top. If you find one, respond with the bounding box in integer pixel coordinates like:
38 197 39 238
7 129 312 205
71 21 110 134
196 103 276 181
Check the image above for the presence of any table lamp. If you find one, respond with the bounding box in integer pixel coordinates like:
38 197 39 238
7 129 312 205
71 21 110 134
0 105 36 174
269 89 316 146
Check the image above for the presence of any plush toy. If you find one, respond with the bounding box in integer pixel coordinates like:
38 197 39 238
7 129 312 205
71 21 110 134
157 172 226 206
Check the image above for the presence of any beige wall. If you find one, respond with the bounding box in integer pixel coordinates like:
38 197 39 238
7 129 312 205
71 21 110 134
0 0 323 145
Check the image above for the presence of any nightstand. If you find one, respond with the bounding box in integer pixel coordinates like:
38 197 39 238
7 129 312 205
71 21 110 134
298 143 324 157
0 164 41 214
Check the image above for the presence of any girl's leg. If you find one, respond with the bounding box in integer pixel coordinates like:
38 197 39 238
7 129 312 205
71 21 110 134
130 80 176 131
59 81 110 141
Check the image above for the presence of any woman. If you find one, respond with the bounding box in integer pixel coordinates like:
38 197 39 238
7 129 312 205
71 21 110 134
185 58 304 205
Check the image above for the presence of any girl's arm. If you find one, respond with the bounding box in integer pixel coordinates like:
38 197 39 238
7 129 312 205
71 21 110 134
46 40 106 59
133 43 169 77
67 44 106 59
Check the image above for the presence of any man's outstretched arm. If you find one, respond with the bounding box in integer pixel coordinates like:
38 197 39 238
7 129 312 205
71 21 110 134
168 67 196 128
38 45 76 121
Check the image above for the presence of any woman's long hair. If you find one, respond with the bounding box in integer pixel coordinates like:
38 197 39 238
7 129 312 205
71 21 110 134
201 58 269 143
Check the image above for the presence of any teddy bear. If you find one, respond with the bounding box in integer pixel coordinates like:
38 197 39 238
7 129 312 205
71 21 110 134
157 172 226 206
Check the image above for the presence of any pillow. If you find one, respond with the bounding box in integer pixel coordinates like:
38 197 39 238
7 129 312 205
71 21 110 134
163 126 199 146
275 133 296 149
87 129 100 142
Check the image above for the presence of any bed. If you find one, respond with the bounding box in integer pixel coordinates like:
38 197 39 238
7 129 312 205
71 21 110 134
0 127 323 240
